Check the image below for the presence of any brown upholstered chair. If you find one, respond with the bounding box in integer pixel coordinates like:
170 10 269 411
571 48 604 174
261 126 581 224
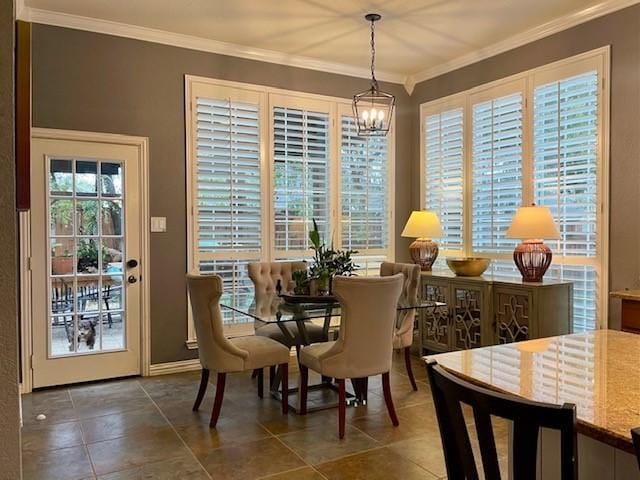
248 261 327 348
298 274 404 438
187 274 290 428
380 261 421 391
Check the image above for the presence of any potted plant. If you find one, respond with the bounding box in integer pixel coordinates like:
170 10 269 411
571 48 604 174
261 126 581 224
51 245 73 275
293 219 358 296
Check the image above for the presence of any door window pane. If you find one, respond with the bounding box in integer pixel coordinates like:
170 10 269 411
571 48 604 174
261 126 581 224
50 199 74 236
76 200 99 236
101 162 123 197
76 161 98 196
50 159 73 196
102 200 123 236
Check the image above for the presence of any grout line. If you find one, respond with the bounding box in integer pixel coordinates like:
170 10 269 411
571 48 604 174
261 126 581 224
138 379 213 480
68 387 99 480
270 435 329 480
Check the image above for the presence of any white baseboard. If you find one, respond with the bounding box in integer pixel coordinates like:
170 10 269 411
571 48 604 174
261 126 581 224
148 358 201 376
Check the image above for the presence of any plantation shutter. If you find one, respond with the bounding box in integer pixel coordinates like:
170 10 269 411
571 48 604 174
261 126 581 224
533 70 599 331
273 105 330 255
424 107 464 252
195 97 262 254
194 93 263 322
472 91 523 254
340 114 389 273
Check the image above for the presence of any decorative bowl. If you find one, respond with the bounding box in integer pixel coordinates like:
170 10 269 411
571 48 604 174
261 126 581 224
445 257 491 277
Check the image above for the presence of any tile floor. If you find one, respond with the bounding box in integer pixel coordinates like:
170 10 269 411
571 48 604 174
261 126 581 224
21 352 509 479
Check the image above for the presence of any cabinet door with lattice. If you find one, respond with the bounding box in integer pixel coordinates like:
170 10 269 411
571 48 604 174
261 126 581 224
420 278 451 352
451 283 486 350
493 286 532 344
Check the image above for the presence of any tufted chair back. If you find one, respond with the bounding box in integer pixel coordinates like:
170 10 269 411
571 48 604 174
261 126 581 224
186 274 248 372
247 261 307 295
380 262 421 350
316 274 404 378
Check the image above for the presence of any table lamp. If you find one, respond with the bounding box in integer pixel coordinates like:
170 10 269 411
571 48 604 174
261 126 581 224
506 205 560 283
401 211 443 271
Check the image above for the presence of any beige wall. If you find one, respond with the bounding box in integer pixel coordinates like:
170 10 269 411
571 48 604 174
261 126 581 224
0 0 23 476
31 24 413 364
410 4 640 328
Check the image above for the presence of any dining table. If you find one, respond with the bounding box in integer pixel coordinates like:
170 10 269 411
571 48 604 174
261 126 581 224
222 291 444 413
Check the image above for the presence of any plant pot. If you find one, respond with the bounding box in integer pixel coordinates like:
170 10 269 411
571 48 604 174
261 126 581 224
52 256 73 275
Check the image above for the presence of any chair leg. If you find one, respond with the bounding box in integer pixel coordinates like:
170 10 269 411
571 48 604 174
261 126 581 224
338 379 346 439
193 368 209 411
251 368 259 379
299 364 309 415
257 368 264 399
404 346 418 391
280 362 288 415
209 372 226 428
382 372 399 427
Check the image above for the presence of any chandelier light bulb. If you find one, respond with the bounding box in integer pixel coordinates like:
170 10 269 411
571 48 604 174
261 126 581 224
377 110 384 120
362 110 369 120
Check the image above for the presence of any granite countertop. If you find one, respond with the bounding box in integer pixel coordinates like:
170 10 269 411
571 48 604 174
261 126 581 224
425 330 640 453
610 289 640 301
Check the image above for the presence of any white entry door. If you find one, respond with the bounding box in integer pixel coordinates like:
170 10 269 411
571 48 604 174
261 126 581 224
30 132 145 388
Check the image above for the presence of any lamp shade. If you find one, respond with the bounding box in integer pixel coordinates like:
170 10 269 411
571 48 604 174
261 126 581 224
401 211 443 239
505 206 560 240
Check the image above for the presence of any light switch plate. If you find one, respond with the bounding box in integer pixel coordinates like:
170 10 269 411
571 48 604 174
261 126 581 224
150 217 167 232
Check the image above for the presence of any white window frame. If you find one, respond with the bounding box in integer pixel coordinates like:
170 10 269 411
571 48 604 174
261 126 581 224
419 47 610 328
185 75 395 346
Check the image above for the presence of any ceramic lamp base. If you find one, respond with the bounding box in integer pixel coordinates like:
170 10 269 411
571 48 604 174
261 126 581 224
409 238 439 271
513 240 552 283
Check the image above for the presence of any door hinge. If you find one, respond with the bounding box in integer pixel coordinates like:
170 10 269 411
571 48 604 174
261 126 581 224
27 257 32 271
29 354 34 370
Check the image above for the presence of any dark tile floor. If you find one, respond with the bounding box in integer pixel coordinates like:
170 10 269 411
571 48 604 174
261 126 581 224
21 352 509 479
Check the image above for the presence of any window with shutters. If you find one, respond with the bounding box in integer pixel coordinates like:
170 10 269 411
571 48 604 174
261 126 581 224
187 84 265 327
186 78 395 342
272 99 331 257
532 70 600 331
339 106 393 274
471 86 523 255
422 101 465 253
420 48 609 331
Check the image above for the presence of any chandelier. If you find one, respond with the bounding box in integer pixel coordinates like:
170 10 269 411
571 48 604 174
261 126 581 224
352 13 395 136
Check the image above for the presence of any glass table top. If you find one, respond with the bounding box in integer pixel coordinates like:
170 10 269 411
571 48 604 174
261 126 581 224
221 292 443 324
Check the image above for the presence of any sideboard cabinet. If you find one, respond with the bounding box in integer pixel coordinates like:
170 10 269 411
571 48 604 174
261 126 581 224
419 271 573 353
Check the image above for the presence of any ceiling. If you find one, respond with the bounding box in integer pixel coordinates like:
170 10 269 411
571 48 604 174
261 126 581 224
21 0 631 87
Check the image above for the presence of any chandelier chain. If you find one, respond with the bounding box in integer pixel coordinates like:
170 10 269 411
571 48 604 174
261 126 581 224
370 18 378 90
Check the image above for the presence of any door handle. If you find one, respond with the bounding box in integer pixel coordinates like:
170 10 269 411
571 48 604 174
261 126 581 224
127 259 138 268
127 275 138 284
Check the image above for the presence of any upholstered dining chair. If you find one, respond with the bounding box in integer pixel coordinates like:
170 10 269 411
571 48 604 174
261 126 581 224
380 261 421 391
248 261 328 349
186 274 291 428
298 274 404 438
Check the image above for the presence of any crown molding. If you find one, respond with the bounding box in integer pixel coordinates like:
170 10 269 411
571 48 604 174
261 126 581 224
407 0 640 87
18 7 407 86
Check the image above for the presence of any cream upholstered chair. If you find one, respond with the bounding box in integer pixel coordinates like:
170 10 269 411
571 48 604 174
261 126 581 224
187 274 290 428
248 261 327 348
298 274 404 438
380 261 421 391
